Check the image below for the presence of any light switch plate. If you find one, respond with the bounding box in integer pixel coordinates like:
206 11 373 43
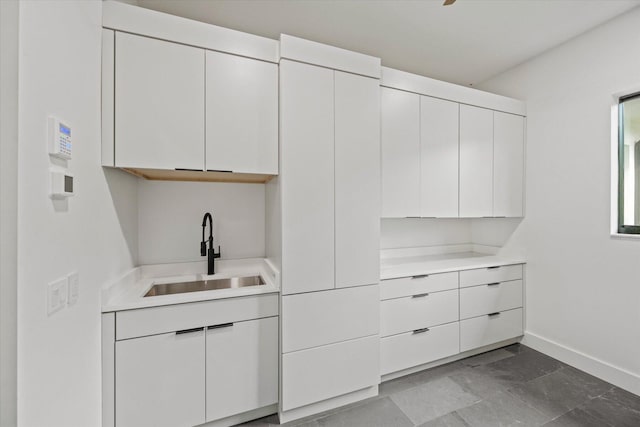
67 272 79 306
47 277 68 315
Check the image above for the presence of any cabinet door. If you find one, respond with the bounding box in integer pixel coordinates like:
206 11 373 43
205 51 278 174
115 32 204 170
335 71 380 288
494 112 524 217
420 96 459 217
282 336 379 411
459 104 493 217
280 60 334 295
115 330 205 427
381 87 420 217
282 285 379 353
206 317 278 422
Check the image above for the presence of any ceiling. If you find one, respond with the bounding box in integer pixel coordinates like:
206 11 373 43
136 0 640 86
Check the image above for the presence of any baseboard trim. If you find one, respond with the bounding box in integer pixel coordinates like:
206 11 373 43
199 404 278 427
278 386 378 424
523 332 640 396
381 337 521 382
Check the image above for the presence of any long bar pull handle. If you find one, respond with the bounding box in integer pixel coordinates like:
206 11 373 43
412 293 429 298
176 327 204 335
488 312 501 317
207 322 234 330
487 282 500 287
487 266 501 270
411 274 430 280
413 327 430 334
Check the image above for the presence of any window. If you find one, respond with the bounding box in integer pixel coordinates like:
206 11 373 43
618 93 640 234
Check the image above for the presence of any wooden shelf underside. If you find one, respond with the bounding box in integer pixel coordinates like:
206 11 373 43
121 168 276 184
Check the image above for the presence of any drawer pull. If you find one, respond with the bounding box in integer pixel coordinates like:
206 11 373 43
488 312 501 317
412 293 430 298
411 274 430 280
175 327 204 335
487 282 500 287
413 327 430 334
207 322 234 330
487 266 501 270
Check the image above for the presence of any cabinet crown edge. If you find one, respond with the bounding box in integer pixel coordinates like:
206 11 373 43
381 66 526 116
102 1 279 63
280 34 381 78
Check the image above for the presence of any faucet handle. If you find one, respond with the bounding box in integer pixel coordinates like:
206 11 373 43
200 241 206 257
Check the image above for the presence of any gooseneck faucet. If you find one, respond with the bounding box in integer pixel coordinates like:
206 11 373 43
201 212 221 275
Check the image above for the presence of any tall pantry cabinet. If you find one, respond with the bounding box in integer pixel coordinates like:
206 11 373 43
276 35 381 423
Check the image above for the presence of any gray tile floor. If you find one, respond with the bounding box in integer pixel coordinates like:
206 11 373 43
239 344 640 427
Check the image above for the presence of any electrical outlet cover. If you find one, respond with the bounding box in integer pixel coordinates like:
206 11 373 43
67 272 79 305
47 277 68 315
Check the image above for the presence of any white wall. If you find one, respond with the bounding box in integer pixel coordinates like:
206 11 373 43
17 2 138 426
380 218 472 249
137 180 266 264
1 1 19 425
479 7 640 394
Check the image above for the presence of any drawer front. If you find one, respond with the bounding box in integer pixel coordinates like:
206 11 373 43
459 264 523 288
460 308 523 352
282 285 378 353
380 322 459 376
460 280 522 320
116 294 279 340
380 272 458 300
282 335 379 411
380 289 458 337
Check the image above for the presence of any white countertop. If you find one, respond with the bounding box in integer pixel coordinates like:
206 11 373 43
102 258 280 312
380 251 526 280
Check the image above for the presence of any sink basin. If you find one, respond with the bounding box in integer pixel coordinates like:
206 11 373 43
144 275 265 297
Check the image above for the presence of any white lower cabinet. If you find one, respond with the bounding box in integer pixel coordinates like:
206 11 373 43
460 308 524 352
380 322 459 376
380 289 458 337
282 335 379 411
380 263 525 377
115 330 206 427
206 317 278 422
460 280 523 320
109 295 279 427
282 285 379 353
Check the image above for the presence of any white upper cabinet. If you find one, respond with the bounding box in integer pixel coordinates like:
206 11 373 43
494 112 525 217
381 87 420 218
420 96 459 218
335 71 380 288
115 32 205 170
280 60 335 295
459 104 494 218
205 51 278 174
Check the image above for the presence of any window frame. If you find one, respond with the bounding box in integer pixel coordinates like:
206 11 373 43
615 92 640 235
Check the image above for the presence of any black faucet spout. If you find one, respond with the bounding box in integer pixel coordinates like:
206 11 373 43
201 212 221 275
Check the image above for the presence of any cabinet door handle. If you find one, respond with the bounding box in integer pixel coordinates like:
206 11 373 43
207 322 234 330
413 327 430 334
412 293 429 298
176 327 204 335
411 274 429 280
487 266 501 270
487 282 500 287
488 312 501 317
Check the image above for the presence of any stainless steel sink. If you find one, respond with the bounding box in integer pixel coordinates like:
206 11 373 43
144 275 265 297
